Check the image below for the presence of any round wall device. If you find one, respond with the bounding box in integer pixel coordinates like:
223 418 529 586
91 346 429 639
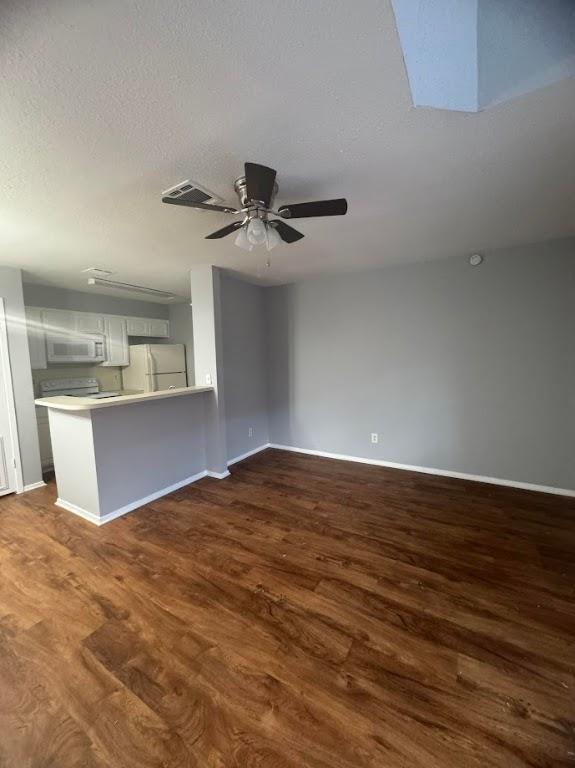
469 253 483 266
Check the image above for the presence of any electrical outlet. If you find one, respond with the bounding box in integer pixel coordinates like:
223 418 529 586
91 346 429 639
205 373 212 385
248 427 253 438
371 433 379 444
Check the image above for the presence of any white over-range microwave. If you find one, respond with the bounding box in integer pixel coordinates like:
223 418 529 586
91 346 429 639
46 334 106 364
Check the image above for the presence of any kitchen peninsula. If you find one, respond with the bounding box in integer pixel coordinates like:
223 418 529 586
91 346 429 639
36 386 214 524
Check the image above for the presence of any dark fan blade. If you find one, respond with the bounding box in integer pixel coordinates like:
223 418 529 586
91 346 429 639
244 162 277 207
278 198 347 219
270 220 304 243
162 197 238 214
205 221 244 239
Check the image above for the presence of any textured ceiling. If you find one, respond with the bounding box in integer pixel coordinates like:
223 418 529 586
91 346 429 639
1 0 574 298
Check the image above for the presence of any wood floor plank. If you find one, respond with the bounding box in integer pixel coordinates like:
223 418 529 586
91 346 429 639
0 448 574 767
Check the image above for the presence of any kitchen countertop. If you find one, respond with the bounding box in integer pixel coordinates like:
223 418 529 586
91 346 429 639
35 385 213 411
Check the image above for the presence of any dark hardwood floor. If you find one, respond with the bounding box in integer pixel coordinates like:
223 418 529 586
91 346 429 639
1 448 574 767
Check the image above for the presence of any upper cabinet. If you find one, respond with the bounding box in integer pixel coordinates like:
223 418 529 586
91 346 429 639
76 313 105 334
148 319 170 338
126 317 169 338
26 308 48 370
42 309 105 336
126 317 149 336
101 317 129 367
41 309 76 336
24 308 170 368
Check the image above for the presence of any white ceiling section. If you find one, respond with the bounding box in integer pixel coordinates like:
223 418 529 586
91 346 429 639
1 0 574 297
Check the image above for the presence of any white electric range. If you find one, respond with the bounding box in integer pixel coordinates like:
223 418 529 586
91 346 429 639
39 377 120 400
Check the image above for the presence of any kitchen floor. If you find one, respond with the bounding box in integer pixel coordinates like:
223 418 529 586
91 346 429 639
0 449 574 767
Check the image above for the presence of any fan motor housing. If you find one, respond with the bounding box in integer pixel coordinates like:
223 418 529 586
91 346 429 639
234 176 278 208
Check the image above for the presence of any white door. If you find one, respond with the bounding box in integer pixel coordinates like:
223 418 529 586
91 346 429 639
148 344 185 374
146 372 187 392
0 299 22 495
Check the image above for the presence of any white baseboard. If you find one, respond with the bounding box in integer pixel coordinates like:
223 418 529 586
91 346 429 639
56 470 210 527
268 444 575 499
228 443 271 467
206 469 231 479
55 498 103 525
19 481 47 494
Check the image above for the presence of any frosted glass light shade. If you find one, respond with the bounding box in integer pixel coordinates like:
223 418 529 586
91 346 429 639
234 226 253 251
266 225 282 251
246 217 267 245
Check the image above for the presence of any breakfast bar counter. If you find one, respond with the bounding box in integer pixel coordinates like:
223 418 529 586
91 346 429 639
36 385 213 411
35 386 215 525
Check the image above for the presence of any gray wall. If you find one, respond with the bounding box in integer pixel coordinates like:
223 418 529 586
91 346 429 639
265 238 575 491
0 267 43 487
169 302 195 385
221 274 269 462
93 395 207 516
22 283 169 319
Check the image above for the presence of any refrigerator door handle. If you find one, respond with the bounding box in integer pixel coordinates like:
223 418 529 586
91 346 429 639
146 346 156 376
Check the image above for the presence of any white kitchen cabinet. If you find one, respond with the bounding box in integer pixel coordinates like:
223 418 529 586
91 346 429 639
102 316 129 366
76 313 104 333
26 310 170 367
25 308 47 369
42 309 76 336
127 317 170 338
126 317 151 336
148 319 170 338
42 309 104 335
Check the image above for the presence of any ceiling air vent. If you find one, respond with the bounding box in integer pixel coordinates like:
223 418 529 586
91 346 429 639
162 179 222 206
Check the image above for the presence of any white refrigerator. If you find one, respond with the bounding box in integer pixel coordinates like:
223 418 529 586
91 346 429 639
122 344 187 393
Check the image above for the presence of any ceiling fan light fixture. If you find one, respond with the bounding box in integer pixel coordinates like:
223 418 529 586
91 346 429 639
163 161 347 249
234 225 253 251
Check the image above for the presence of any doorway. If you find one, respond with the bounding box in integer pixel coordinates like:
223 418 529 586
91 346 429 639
0 297 23 495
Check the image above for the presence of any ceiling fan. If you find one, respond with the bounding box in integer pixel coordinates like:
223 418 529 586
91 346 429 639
161 162 348 251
